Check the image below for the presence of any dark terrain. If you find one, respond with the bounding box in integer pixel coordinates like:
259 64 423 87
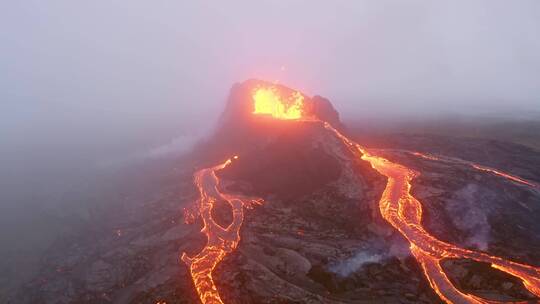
7 82 540 303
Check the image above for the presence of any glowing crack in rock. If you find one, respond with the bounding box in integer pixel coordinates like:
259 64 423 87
182 84 540 304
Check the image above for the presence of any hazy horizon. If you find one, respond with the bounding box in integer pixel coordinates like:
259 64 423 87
1 2 540 300
2 1 540 204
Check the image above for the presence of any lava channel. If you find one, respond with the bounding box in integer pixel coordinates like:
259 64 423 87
182 85 540 304
322 122 540 303
181 157 263 304
411 151 538 188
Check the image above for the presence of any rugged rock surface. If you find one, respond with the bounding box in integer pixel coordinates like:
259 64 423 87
206 79 345 159
362 133 540 183
9 81 540 303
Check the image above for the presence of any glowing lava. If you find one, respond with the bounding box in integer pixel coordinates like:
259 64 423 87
183 84 540 304
412 151 537 188
181 157 263 304
252 86 304 120
321 122 540 303
471 164 537 188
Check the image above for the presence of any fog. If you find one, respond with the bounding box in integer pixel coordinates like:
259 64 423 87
3 1 540 163
1 1 540 294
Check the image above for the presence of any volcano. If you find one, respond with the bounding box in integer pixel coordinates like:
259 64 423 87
14 80 540 304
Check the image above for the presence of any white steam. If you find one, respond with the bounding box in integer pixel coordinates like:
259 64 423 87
96 132 205 168
329 251 385 277
446 183 492 250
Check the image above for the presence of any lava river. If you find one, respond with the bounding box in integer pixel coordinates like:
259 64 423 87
181 158 262 304
323 121 540 303
182 86 540 304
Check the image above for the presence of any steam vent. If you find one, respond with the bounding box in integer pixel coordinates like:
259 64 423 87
17 80 540 304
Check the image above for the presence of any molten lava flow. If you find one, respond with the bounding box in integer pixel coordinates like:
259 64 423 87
471 164 537 187
252 86 304 120
181 157 263 304
321 122 540 303
183 86 539 304
411 151 537 188
410 151 441 161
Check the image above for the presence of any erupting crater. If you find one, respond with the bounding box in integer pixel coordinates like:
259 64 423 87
181 81 540 304
252 86 305 120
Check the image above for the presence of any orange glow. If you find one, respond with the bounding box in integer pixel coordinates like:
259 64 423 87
323 122 540 303
411 151 441 161
252 87 304 120
471 164 537 187
411 151 537 188
182 158 263 304
182 86 540 304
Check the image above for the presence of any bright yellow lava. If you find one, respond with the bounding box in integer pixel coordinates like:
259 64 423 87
252 87 304 120
182 85 540 304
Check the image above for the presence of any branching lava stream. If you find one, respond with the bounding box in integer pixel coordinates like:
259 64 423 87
181 157 262 304
182 86 540 304
323 121 540 303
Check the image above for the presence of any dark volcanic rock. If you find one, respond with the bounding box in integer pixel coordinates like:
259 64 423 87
218 124 343 200
443 259 538 302
207 79 346 158
207 118 443 303
363 133 540 183
371 146 540 267
11 81 540 304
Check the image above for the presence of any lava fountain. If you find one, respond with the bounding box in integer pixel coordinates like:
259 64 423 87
182 84 540 304
252 86 305 120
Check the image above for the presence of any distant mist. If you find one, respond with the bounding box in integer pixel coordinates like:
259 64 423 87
1 1 539 293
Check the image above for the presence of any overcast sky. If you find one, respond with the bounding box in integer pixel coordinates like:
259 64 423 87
1 1 540 168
